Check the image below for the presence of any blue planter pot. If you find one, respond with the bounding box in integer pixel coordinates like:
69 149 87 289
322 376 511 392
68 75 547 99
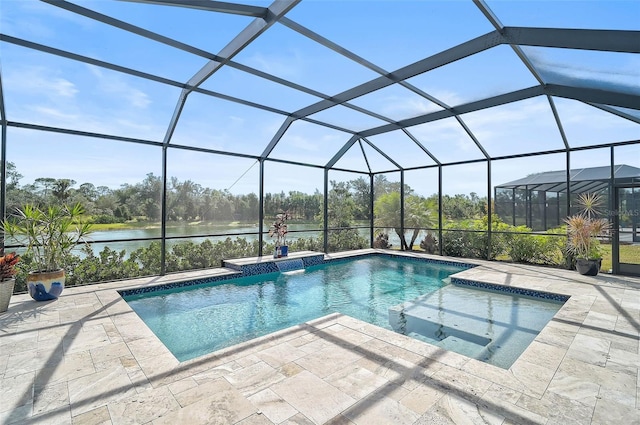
27 270 65 301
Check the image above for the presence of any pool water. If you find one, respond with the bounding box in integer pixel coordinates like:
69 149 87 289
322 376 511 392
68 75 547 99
389 284 564 368
123 256 564 367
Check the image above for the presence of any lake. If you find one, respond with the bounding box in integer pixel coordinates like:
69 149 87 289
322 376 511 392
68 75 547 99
86 222 303 253
86 222 380 255
6 221 407 257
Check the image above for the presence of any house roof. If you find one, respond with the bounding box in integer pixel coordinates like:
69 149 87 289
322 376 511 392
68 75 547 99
495 164 640 192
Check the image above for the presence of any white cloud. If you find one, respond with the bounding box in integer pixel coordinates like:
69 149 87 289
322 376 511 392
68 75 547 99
51 78 79 98
1 0 97 44
127 90 152 109
86 65 151 109
242 51 303 80
228 115 245 126
30 105 79 122
421 88 464 108
381 96 441 117
6 66 78 100
285 135 318 152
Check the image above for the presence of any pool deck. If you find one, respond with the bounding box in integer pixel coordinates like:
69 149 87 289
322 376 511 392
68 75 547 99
1 249 639 424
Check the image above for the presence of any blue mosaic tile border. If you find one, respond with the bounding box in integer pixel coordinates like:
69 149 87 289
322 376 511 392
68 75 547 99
382 252 476 270
120 252 476 298
225 263 242 272
324 252 476 271
235 262 279 276
302 254 325 267
451 277 570 302
225 254 325 276
119 272 240 297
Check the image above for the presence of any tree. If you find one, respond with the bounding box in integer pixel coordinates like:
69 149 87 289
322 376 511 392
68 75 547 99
442 193 487 221
305 190 323 221
4 162 35 212
405 195 436 249
5 162 22 190
52 179 77 203
327 181 357 228
374 192 405 249
167 178 202 221
34 177 57 202
374 192 436 250
326 181 367 251
374 175 398 196
244 193 259 221
77 183 98 202
94 191 119 215
199 190 215 221
350 177 371 221
137 173 162 220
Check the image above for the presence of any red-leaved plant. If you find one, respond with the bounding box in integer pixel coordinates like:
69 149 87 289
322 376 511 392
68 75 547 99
268 211 291 247
0 252 20 282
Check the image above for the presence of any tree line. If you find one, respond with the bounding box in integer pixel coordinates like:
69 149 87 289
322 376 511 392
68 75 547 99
9 161 568 294
4 162 488 226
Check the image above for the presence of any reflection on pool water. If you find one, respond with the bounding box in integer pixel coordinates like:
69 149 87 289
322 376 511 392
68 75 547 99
123 255 565 367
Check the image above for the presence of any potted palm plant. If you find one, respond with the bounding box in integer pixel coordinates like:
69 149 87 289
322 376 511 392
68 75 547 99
1 203 93 301
268 211 291 258
564 193 611 276
0 252 20 313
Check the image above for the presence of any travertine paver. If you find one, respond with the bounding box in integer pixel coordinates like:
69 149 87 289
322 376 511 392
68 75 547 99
0 249 639 424
271 371 356 424
248 388 298 423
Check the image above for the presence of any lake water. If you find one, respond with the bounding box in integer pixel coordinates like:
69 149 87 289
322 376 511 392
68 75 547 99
86 222 381 255
86 223 301 253
6 221 407 256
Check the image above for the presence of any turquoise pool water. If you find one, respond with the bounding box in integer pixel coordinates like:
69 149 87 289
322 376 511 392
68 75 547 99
123 256 564 367
389 284 565 368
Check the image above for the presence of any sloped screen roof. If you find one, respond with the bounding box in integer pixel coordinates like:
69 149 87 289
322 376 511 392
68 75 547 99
1 0 639 173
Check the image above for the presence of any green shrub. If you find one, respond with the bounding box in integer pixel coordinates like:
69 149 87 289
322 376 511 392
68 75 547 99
419 232 437 253
373 233 392 249
289 237 324 252
441 217 511 260
165 238 261 272
66 245 141 285
327 228 367 252
507 231 564 266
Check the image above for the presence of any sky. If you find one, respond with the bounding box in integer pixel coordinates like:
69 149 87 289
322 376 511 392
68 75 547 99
1 0 639 197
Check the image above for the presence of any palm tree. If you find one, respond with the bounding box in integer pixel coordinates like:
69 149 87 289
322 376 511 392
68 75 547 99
374 193 436 250
374 192 404 248
405 195 436 250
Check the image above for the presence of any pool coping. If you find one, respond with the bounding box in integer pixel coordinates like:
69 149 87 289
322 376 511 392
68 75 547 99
2 249 639 424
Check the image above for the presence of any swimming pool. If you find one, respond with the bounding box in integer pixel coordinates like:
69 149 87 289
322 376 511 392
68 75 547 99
122 254 566 367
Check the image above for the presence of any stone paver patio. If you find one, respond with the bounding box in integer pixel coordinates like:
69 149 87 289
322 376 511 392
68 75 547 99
1 250 639 424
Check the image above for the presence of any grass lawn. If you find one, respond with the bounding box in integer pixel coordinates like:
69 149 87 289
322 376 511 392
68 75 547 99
89 221 163 231
599 244 640 272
